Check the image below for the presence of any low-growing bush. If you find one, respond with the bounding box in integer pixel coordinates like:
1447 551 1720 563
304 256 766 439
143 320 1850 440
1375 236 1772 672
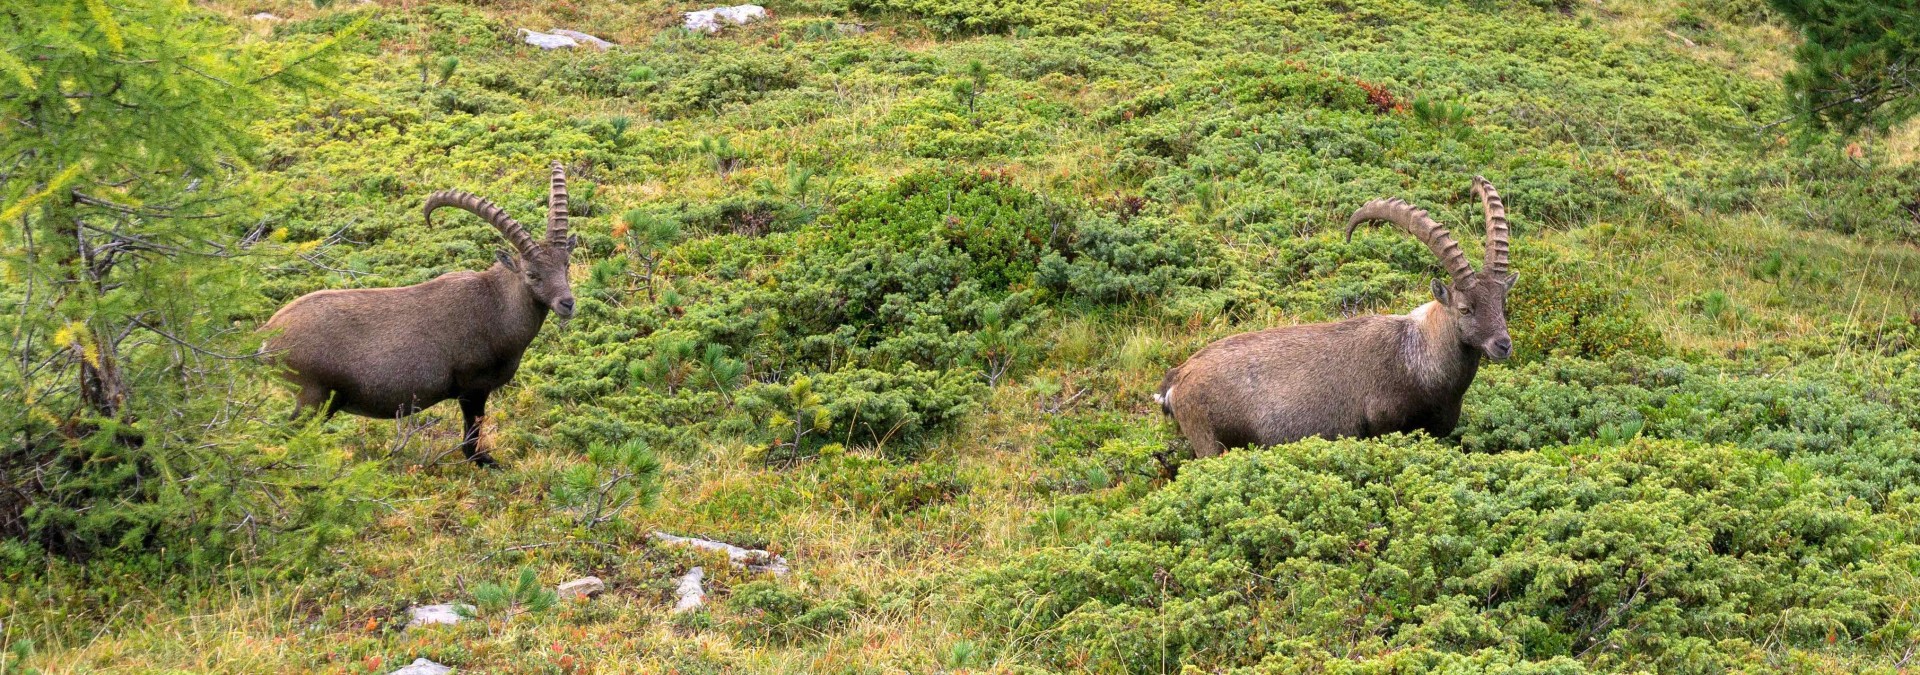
968 436 1917 671
740 365 988 454
656 51 805 118
1038 214 1223 305
1505 254 1667 361
1461 354 1920 503
807 446 968 516
725 580 855 643
851 0 1095 36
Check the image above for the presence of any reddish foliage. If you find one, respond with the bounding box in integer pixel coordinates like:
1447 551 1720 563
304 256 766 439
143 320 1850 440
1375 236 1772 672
1097 191 1148 223
1353 79 1405 114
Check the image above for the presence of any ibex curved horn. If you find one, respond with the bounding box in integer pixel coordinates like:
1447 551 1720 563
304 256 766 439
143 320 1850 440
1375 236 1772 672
1472 176 1510 277
545 161 570 244
424 190 537 256
1346 197 1476 286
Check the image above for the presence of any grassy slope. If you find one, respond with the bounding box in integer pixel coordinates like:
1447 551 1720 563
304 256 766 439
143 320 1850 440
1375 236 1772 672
9 0 1920 672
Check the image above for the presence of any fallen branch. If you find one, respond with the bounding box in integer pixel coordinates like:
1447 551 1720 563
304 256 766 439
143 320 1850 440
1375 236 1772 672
672 567 706 614
652 531 789 575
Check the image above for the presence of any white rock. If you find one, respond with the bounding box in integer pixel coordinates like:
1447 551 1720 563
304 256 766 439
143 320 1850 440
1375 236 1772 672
520 28 580 50
672 567 706 613
250 12 283 21
651 531 789 575
683 5 768 34
404 603 473 629
556 576 605 600
835 22 868 35
390 658 454 675
550 29 614 51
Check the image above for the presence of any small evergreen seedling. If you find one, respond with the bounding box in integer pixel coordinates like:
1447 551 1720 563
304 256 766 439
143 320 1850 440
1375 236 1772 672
742 376 832 457
1412 96 1473 139
633 337 697 395
702 344 748 405
553 440 663 530
785 162 816 200
700 136 744 175
463 566 557 622
619 210 683 301
951 60 989 113
434 56 459 85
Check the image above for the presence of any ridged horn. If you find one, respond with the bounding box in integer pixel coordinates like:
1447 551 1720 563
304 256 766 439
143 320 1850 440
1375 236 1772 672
1472 176 1510 277
546 161 569 244
424 190 537 256
1346 197 1477 286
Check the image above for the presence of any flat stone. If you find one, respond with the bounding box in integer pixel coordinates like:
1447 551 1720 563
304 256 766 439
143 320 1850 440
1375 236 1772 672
557 576 605 600
684 5 768 34
519 29 579 50
250 12 283 21
550 29 613 51
390 658 453 675
672 567 706 613
404 603 473 629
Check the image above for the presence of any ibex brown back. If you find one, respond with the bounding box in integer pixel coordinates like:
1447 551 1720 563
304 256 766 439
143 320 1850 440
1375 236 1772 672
262 162 580 466
1156 177 1517 457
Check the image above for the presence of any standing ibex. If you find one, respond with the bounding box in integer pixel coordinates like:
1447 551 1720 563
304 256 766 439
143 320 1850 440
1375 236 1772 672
263 162 580 466
1156 177 1517 457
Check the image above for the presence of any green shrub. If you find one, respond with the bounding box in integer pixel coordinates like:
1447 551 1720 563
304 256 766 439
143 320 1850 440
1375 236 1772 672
968 436 1916 671
1505 255 1667 361
5 416 386 569
423 5 507 55
810 365 987 449
463 566 558 621
1037 214 1222 305
725 580 854 643
657 52 804 118
551 440 664 531
741 365 988 454
1460 355 1920 503
1031 411 1180 497
808 447 968 516
851 0 1095 36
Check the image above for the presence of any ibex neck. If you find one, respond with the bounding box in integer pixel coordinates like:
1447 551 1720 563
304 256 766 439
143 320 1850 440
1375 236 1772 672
484 263 550 336
1404 302 1475 390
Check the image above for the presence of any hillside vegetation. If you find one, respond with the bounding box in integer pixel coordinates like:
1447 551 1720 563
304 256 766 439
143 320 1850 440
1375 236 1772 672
5 0 1920 672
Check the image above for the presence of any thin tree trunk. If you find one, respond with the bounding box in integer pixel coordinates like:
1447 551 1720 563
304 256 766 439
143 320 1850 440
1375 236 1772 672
77 330 128 421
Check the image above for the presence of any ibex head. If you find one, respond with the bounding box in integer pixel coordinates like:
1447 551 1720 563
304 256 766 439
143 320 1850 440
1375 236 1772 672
1346 176 1517 359
424 161 581 318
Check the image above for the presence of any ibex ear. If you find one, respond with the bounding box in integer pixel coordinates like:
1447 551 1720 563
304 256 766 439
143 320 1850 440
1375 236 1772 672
1500 272 1519 290
567 233 580 251
495 249 521 272
1431 278 1452 304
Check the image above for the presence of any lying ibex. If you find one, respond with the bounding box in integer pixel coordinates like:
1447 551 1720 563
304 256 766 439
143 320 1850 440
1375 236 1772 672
263 162 580 466
1156 177 1517 457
